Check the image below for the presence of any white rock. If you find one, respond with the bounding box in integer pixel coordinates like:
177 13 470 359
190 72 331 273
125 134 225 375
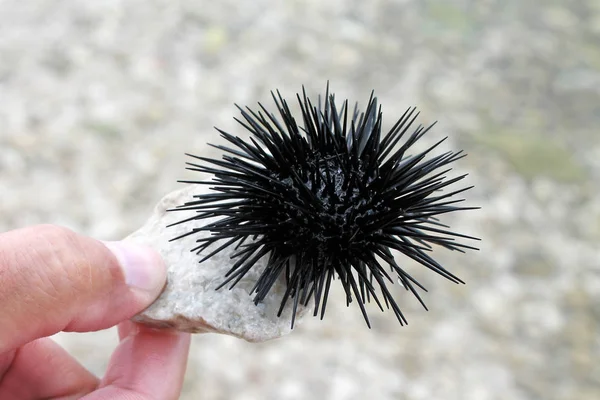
125 185 304 342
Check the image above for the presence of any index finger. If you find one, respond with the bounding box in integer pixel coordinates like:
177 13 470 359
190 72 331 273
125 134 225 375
84 323 191 400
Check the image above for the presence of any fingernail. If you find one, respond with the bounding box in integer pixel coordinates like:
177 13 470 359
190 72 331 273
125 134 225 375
103 241 166 293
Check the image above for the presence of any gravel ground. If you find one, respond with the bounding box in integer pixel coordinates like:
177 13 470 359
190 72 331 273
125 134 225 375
1 1 599 399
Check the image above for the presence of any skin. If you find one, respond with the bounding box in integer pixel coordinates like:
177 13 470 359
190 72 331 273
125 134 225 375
0 225 191 400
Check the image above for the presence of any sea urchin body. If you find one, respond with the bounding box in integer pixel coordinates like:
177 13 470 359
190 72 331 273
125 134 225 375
170 86 479 328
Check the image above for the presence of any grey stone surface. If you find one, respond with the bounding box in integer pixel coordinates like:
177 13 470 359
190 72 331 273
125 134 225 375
126 184 302 342
1 0 599 399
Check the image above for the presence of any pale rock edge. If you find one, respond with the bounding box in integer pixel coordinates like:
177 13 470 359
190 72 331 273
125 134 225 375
125 185 305 342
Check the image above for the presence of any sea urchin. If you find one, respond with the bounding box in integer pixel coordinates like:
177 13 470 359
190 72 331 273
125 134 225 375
170 86 479 328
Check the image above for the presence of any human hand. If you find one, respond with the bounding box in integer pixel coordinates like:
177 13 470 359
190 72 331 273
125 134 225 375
0 225 191 399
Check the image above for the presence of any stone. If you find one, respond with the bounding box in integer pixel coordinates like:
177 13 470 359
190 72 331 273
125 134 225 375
125 185 304 342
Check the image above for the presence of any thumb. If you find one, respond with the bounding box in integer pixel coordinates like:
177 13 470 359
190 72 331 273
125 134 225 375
0 225 166 352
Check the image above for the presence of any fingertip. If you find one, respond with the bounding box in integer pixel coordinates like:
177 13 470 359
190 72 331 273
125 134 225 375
102 241 167 299
117 321 139 341
99 324 191 399
117 321 183 342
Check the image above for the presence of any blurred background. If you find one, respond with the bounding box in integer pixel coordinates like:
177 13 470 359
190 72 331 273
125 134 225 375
1 0 599 399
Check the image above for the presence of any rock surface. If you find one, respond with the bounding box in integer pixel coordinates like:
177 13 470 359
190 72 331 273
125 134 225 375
126 185 303 342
